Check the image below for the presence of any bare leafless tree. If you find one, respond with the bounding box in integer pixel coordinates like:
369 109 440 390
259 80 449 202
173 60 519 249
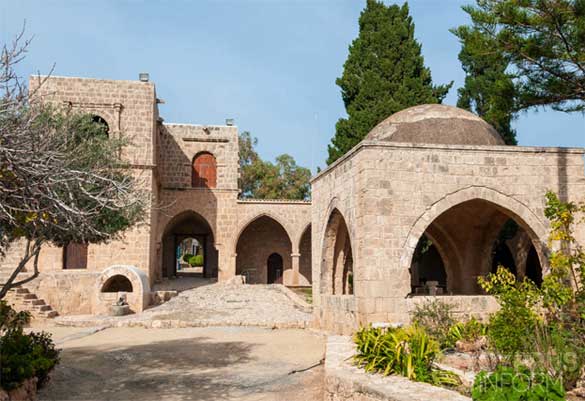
0 28 146 299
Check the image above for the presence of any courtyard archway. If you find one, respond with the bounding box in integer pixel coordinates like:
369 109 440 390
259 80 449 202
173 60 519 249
406 194 545 295
236 215 293 284
321 209 354 295
161 211 217 279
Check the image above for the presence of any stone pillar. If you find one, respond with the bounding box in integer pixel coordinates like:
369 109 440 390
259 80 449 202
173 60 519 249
218 246 236 282
291 252 301 286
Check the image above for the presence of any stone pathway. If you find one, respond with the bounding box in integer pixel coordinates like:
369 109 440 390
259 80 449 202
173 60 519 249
56 282 313 329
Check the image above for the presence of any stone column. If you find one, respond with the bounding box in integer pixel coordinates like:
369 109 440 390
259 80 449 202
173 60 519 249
291 253 301 286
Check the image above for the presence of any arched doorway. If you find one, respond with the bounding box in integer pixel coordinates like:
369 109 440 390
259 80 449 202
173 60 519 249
161 211 217 279
408 199 544 295
267 253 284 284
321 209 353 295
235 215 292 284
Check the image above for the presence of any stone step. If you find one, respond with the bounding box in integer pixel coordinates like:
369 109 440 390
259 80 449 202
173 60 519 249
21 293 37 300
14 287 30 294
24 299 45 306
35 305 52 312
38 310 58 319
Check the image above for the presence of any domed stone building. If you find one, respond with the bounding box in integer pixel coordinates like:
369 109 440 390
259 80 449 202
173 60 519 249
312 104 585 333
1 76 584 334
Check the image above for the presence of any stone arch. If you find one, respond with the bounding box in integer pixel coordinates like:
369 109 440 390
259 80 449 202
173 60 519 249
401 186 548 294
320 208 354 296
192 151 217 188
297 223 312 285
233 213 295 255
161 210 217 279
101 275 133 292
235 215 293 284
95 265 150 314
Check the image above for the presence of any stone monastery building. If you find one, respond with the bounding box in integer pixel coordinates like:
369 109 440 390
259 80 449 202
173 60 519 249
2 75 585 333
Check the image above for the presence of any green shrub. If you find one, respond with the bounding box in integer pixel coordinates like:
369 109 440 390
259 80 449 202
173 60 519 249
188 254 204 267
411 299 455 349
0 302 60 391
182 253 194 264
447 317 487 345
0 300 31 333
0 328 60 390
354 325 460 387
479 267 540 360
472 365 565 401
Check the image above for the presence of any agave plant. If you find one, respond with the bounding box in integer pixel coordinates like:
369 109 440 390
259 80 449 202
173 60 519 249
354 325 461 387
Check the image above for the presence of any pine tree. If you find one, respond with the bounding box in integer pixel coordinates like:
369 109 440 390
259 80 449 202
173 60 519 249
459 0 585 113
327 0 452 164
452 25 518 145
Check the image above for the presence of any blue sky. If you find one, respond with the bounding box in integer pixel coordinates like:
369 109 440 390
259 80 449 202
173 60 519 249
2 0 584 172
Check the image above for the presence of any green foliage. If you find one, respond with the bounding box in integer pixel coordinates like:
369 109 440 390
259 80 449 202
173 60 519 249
354 325 460 387
188 254 204 267
0 303 59 391
459 0 585 113
238 131 311 200
479 266 541 360
411 299 455 349
182 253 194 264
447 317 488 346
327 0 452 164
0 300 31 333
451 13 517 144
472 365 565 401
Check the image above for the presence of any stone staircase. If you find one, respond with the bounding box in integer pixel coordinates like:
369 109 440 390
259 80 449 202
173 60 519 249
0 269 58 320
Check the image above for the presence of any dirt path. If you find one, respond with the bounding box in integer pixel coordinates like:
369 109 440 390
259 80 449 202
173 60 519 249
38 326 325 401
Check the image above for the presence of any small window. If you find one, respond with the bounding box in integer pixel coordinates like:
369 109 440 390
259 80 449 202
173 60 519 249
63 243 88 269
192 152 217 188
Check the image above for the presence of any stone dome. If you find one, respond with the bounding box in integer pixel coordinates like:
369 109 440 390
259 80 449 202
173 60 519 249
365 104 505 146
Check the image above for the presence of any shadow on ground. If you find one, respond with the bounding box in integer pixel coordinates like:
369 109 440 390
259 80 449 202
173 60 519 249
40 336 254 401
38 327 324 401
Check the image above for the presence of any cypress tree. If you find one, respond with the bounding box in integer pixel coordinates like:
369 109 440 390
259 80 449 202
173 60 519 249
327 0 452 164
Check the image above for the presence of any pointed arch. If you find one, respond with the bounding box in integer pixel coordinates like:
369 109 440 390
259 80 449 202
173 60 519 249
320 208 354 295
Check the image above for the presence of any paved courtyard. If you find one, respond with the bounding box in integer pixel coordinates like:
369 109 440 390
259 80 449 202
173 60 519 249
37 326 325 401
55 282 313 329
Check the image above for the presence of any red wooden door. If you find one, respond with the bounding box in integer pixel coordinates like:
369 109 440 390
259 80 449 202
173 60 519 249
192 153 217 188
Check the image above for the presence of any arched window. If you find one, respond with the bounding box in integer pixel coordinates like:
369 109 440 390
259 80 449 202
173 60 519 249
91 115 109 137
192 152 217 188
63 242 88 269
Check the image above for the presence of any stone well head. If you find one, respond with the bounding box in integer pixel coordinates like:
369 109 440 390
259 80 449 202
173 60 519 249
94 265 151 315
